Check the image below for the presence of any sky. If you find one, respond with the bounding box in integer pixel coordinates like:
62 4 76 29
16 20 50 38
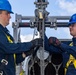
7 0 76 42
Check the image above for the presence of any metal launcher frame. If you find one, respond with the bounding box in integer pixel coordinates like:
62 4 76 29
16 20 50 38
12 0 71 75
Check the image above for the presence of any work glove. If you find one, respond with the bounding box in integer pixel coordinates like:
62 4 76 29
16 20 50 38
48 37 61 47
31 38 43 47
23 38 43 57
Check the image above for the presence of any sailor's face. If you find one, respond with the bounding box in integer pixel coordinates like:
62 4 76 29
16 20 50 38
69 23 76 37
0 10 11 27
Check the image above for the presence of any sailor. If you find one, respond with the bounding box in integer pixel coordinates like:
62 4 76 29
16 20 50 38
47 13 76 75
0 0 42 75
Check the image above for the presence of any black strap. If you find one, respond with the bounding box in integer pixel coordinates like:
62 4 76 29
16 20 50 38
0 55 8 75
0 63 7 75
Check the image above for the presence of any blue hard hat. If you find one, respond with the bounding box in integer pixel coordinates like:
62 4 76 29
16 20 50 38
68 13 76 26
0 0 14 14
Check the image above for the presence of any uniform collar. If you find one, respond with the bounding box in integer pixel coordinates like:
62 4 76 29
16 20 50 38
0 24 9 33
72 38 76 46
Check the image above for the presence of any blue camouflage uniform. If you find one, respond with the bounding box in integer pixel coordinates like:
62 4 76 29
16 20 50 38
0 24 33 75
45 35 76 75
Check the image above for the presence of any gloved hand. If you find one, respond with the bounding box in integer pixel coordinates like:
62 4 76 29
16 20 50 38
23 38 43 57
48 37 61 47
31 38 43 48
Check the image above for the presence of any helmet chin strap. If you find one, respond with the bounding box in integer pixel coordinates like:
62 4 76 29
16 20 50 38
73 36 76 38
